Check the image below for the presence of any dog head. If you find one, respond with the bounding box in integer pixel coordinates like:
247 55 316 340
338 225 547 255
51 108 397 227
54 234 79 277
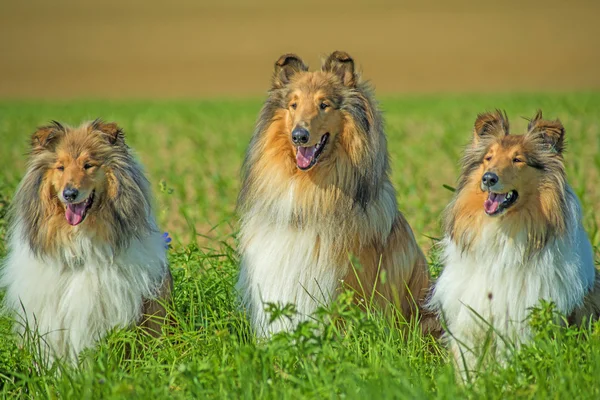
468 110 565 217
32 120 124 226
271 51 359 171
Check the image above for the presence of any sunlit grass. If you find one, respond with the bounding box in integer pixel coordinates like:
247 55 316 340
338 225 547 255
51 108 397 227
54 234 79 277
1 93 599 398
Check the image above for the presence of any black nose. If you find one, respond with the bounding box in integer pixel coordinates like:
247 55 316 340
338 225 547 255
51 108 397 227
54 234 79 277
292 127 310 145
63 187 79 202
482 172 499 188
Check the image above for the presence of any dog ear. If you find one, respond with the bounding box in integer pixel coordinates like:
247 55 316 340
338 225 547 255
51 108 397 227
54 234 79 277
473 110 509 145
272 54 308 89
91 119 124 145
31 121 65 151
526 110 565 154
322 51 357 87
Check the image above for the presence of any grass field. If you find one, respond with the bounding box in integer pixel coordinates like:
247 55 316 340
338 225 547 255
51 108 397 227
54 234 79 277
1 93 600 398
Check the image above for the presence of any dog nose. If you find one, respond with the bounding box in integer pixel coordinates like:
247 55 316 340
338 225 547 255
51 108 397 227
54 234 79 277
482 172 499 188
292 127 310 145
63 187 79 202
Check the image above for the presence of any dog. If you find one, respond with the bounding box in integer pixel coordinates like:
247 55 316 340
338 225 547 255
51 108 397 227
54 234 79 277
429 110 600 376
236 51 430 336
0 120 173 364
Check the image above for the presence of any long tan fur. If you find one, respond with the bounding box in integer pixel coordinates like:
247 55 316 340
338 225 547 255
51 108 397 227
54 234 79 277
1 120 172 363
430 110 599 377
237 51 430 336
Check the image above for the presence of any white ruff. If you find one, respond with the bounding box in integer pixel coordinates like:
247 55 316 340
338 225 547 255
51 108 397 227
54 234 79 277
431 186 595 369
238 181 399 337
0 219 168 363
237 222 343 336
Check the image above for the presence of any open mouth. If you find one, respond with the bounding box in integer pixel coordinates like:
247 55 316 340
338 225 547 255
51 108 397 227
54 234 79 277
65 190 95 226
296 133 329 170
484 190 518 216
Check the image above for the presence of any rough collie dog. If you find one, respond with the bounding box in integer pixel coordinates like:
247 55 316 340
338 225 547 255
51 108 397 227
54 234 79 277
236 51 430 336
430 110 600 375
1 120 172 363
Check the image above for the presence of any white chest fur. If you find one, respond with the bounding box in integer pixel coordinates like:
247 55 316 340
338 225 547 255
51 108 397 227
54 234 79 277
237 220 345 336
431 190 595 362
0 222 167 363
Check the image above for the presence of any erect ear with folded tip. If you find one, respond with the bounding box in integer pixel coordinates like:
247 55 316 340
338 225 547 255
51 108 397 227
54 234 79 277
472 109 509 145
91 119 124 145
526 110 565 154
31 121 65 152
272 54 308 89
321 51 357 87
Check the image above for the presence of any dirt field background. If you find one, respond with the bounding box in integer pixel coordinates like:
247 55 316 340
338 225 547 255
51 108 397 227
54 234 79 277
1 0 599 99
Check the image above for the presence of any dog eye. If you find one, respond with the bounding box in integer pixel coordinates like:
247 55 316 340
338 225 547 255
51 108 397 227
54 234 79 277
57 166 64 171
290 103 297 110
513 157 523 163
484 155 492 161
320 102 329 110
84 163 93 170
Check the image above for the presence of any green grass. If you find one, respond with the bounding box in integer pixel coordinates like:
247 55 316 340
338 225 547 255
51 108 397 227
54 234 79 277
1 93 600 398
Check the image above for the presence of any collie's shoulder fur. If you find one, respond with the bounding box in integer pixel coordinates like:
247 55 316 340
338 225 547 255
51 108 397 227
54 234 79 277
0 120 171 363
237 51 429 336
430 110 598 373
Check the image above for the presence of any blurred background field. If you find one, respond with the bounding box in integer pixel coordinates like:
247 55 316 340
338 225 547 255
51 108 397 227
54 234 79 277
1 0 599 99
1 0 600 397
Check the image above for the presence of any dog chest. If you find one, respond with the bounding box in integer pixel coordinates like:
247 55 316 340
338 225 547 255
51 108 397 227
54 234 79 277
434 231 592 342
238 223 346 334
1 229 167 360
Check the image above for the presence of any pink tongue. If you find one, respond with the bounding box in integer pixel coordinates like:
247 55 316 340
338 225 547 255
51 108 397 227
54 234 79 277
296 146 317 169
484 192 506 214
65 202 87 226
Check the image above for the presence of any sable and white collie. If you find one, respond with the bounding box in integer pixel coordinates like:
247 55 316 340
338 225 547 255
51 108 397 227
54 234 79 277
430 110 600 374
236 51 430 336
0 120 172 363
